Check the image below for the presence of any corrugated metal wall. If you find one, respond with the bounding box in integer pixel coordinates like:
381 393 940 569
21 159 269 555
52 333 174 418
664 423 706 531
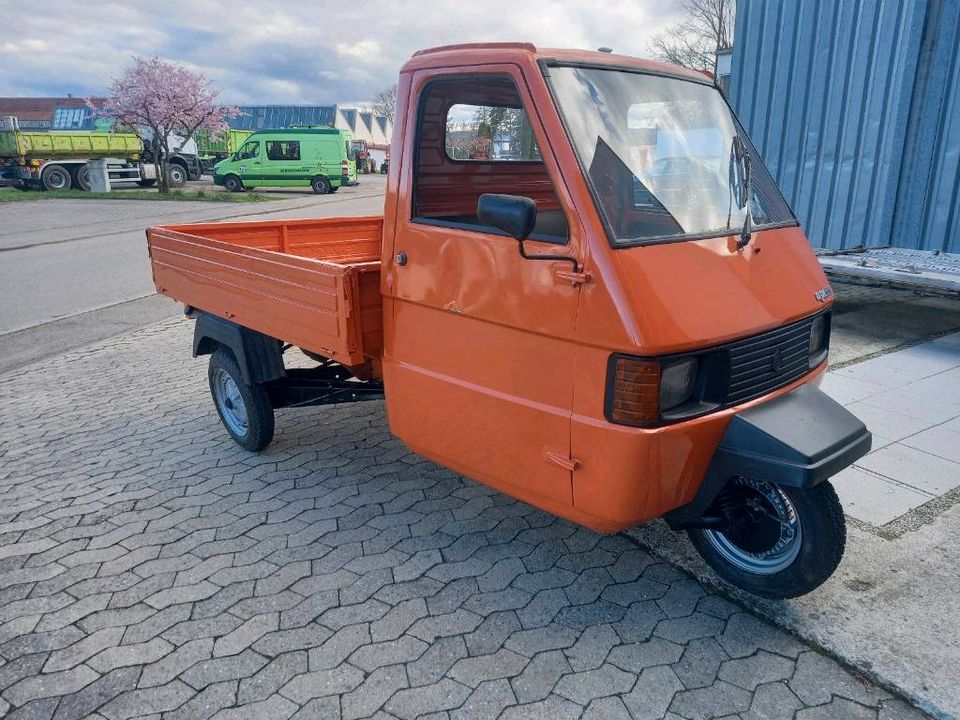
729 0 960 252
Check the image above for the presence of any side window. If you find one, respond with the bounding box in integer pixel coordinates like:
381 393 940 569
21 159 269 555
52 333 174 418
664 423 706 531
237 141 259 160
266 140 300 161
445 105 542 161
413 75 568 244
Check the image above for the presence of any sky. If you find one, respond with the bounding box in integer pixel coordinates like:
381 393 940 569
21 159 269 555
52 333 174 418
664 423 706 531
0 0 684 108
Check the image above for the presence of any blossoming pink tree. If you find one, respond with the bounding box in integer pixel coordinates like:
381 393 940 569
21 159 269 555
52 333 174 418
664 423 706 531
92 57 238 192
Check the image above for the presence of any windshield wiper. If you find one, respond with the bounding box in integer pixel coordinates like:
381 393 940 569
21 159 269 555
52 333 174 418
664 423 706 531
731 134 753 249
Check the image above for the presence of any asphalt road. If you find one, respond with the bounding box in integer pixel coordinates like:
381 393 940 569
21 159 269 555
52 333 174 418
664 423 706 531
0 177 387 372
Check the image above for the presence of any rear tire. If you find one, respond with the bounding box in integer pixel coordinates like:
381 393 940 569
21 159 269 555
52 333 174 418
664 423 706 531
41 164 72 191
687 478 846 599
74 164 92 192
208 348 275 452
137 179 157 187
223 174 244 193
311 176 332 195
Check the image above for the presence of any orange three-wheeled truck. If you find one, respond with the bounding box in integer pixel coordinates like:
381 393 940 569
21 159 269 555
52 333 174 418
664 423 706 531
147 43 871 598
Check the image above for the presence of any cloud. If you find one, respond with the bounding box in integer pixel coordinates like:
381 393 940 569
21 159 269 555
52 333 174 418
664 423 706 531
0 0 684 105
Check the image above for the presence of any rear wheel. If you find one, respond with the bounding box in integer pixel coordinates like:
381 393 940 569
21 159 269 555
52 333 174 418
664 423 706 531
137 179 157 187
41 164 72 191
687 478 846 598
74 164 92 192
223 174 244 193
208 348 275 452
311 176 332 195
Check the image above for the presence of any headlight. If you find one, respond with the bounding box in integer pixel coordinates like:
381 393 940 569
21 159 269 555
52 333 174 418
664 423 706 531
809 314 829 363
659 358 698 412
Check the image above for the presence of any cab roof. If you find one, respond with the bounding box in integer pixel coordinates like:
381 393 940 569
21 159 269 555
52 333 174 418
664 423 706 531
401 42 712 85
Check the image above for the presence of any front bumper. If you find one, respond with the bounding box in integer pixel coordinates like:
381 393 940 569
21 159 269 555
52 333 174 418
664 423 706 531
666 384 871 527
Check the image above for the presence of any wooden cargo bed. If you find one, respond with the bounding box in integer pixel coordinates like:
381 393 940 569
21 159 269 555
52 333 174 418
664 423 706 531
146 216 383 368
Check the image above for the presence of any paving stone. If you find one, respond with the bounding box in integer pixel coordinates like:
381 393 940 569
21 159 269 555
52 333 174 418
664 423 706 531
406 635 468 687
450 678 517 720
718 650 796 691
98 679 196 720
464 611 522 657
341 664 408 720
563 624 621 672
280 665 365 704
582 696 633 720
741 681 805 720
384 677 471 719
51 667 142 720
307 623 371 671
448 648 529 687
554 661 635 704
789 650 890 707
509 649 571 703
139 637 214 688
622 665 685 720
349 635 429 673
252 624 332 658
669 679 754 720
4 664 99 706
671 637 728 689
609 636 685 673
44 627 124 673
795 696 878 720
237 650 307 704
211 694 299 720
719 613 806 659
181 649 268 690
213 612 278 657
88 636 173 673
166 680 237 720
498 694 582 720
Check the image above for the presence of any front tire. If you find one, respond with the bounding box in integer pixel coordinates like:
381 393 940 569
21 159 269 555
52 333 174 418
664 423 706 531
167 163 187 188
223 174 244 193
311 176 332 194
208 348 275 452
687 478 845 599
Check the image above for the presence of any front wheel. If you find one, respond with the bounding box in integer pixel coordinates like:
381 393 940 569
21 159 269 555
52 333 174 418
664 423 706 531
223 175 244 193
167 164 187 188
687 478 845 599
208 348 275 452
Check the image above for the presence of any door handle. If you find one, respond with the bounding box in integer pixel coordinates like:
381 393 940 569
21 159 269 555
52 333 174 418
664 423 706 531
395 250 408 266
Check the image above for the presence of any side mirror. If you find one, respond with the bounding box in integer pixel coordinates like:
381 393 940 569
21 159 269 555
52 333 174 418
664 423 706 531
477 194 537 241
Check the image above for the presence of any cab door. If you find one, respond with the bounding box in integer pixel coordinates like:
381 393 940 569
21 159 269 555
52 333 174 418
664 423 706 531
382 67 584 510
234 139 262 182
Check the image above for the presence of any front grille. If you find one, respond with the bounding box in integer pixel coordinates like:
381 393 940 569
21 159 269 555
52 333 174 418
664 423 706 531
725 315 819 404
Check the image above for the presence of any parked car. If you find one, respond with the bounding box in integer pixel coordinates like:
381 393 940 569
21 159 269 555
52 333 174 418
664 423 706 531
147 43 870 599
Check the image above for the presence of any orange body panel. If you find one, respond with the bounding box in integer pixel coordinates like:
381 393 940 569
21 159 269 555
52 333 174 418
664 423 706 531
148 44 838 532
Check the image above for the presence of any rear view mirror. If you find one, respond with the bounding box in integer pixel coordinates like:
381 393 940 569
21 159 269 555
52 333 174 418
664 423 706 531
477 194 537 241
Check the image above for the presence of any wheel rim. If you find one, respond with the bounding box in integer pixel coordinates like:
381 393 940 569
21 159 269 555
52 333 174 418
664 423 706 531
212 368 249 437
47 169 69 189
701 477 802 575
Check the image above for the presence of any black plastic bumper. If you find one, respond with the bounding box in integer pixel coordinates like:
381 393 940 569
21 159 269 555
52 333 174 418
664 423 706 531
665 384 871 528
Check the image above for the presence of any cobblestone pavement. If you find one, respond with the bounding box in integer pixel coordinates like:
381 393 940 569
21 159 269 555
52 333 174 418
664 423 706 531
0 319 928 720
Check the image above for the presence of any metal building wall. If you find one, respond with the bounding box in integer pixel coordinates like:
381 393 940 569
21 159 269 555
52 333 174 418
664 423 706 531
729 0 960 252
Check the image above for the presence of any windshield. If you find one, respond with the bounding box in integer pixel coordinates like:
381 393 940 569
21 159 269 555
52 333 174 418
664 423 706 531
547 65 794 246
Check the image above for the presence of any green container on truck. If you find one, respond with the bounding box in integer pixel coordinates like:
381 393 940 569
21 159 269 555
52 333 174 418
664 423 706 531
195 129 253 175
213 127 358 194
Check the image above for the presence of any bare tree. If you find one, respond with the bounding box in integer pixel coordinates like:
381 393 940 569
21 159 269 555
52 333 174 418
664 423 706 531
371 85 398 120
651 0 736 72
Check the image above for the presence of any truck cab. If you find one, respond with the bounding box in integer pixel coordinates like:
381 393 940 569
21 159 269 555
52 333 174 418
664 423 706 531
148 43 870 599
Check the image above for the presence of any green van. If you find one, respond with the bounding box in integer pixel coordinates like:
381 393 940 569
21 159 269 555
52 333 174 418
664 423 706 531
213 127 358 194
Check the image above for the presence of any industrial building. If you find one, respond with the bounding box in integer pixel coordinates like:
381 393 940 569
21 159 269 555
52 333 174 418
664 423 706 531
724 0 959 290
